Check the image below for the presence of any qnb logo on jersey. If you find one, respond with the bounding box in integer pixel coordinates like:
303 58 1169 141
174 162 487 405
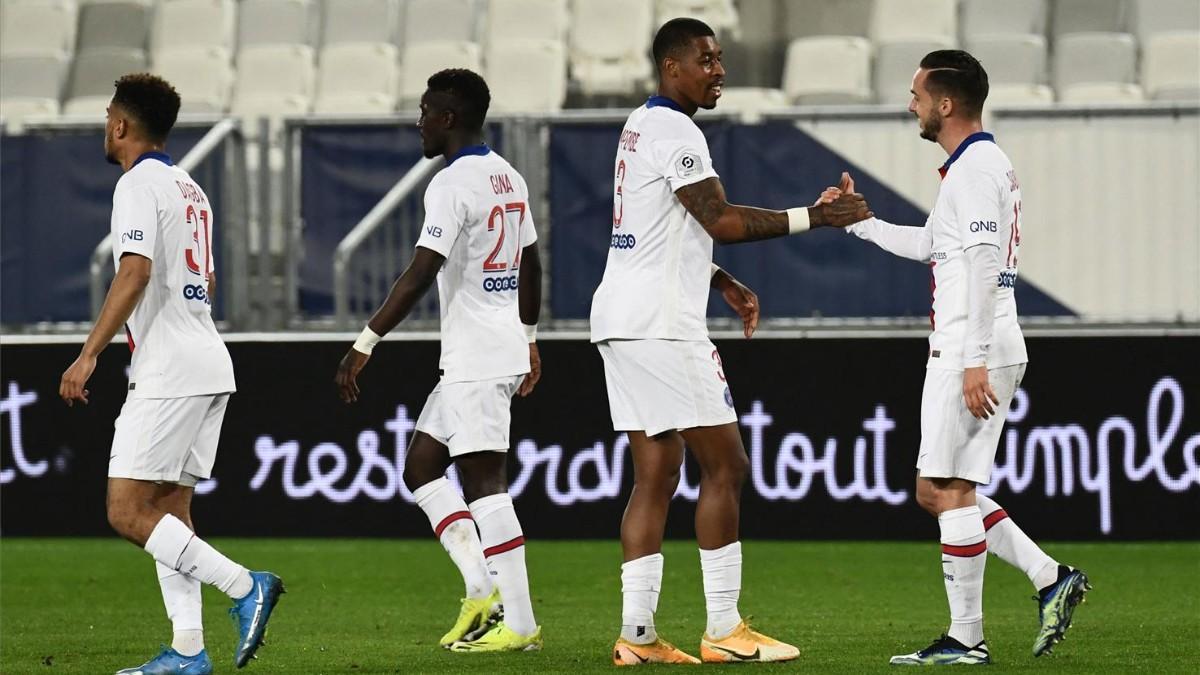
610 233 637 250
482 275 519 293
183 283 211 304
120 229 143 244
970 220 998 233
997 270 1018 288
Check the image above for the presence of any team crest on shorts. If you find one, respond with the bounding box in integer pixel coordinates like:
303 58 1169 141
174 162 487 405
723 386 734 408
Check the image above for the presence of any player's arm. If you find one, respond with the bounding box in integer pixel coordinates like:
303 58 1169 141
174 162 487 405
959 176 1006 420
675 175 872 244
711 265 759 338
516 242 541 396
823 173 932 263
60 253 152 406
336 247 443 403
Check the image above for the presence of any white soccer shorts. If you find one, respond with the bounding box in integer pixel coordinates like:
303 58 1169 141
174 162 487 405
108 394 230 487
917 363 1027 485
415 374 525 456
597 338 737 437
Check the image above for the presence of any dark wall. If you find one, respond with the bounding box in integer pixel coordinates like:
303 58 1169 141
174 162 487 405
3 336 1195 539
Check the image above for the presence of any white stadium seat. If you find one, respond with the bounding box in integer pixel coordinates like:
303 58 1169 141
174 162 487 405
63 47 149 117
153 46 234 113
969 35 1047 85
569 0 654 96
238 0 315 48
961 0 1046 41
0 53 69 128
654 0 739 36
320 0 401 46
232 44 316 120
697 86 788 122
782 36 872 104
1051 0 1128 38
314 43 400 113
151 0 237 56
1053 32 1137 91
1131 0 1200 42
75 0 153 52
782 0 873 39
1059 82 1145 104
1141 32 1200 101
486 39 568 112
874 38 956 105
0 0 78 57
485 0 568 44
400 41 483 106
870 0 958 45
986 83 1054 105
405 0 479 46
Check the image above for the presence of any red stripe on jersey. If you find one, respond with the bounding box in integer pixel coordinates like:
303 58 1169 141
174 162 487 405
938 166 948 180
433 511 472 539
484 535 525 558
983 509 1009 531
942 540 987 557
125 324 136 352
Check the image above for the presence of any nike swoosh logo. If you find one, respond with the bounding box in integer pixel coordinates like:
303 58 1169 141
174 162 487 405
178 661 194 669
710 644 760 661
633 652 650 663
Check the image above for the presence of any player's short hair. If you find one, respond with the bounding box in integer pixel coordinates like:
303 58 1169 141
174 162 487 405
652 17 716 70
919 50 989 118
111 73 181 142
426 68 491 132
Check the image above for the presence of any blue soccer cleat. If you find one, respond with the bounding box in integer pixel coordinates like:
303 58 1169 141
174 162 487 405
1033 566 1091 657
889 634 990 666
115 646 212 674
229 571 286 668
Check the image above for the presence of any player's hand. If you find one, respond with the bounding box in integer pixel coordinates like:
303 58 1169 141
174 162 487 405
720 276 759 338
336 348 371 403
963 365 999 419
517 343 541 397
60 354 96 406
812 172 872 228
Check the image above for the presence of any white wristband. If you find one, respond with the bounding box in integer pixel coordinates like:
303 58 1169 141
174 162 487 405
710 263 721 278
786 207 810 234
523 323 537 343
353 326 382 355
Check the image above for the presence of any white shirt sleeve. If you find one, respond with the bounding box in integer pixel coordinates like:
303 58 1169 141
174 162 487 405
654 123 719 192
845 217 933 263
112 183 158 261
415 183 468 258
953 172 1005 367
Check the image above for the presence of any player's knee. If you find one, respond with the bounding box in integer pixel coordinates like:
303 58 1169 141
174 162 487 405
915 483 947 516
105 500 138 539
634 463 681 498
401 464 436 493
460 475 506 504
702 452 748 488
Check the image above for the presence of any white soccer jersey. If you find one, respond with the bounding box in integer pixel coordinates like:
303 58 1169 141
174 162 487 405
111 152 236 398
415 145 538 383
589 97 720 342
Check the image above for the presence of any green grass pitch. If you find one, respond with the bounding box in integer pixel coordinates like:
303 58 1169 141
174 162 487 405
2 539 1197 673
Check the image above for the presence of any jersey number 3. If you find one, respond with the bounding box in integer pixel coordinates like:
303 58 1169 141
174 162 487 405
484 201 526 272
184 205 211 277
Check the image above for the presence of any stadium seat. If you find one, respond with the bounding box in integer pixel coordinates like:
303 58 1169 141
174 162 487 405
320 0 401 46
1051 0 1128 38
0 0 78 57
874 38 957 104
151 0 237 56
1059 82 1145 104
870 0 958 46
238 0 315 49
569 0 654 96
961 0 1046 41
485 0 568 44
400 41 483 106
654 0 739 37
62 47 148 117
1131 0 1200 42
782 36 872 104
1141 32 1200 101
405 0 479 46
969 35 1047 85
1053 32 1137 91
0 53 69 128
314 43 400 114
75 0 152 52
697 86 788 122
986 83 1054 105
231 44 315 122
782 0 873 39
485 39 567 112
153 46 233 113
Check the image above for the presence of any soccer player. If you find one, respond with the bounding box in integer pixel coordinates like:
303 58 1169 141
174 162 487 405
58 74 284 674
591 19 872 666
824 50 1091 665
335 69 543 654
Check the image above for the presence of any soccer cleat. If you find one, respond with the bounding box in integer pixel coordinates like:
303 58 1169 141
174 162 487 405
229 571 286 668
699 620 799 663
439 587 503 648
449 621 542 652
1033 566 1092 657
115 646 213 674
889 634 990 665
613 637 701 665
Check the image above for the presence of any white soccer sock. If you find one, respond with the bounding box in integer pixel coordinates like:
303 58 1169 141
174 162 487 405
470 493 537 637
156 561 203 657
976 494 1059 590
939 506 987 647
144 514 253 600
620 553 664 645
413 477 493 599
700 541 743 640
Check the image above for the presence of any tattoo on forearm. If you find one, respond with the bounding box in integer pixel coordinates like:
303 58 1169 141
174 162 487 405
740 208 789 241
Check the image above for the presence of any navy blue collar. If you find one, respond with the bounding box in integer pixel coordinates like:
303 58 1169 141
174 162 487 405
132 151 172 168
939 132 994 176
646 95 687 114
447 143 490 165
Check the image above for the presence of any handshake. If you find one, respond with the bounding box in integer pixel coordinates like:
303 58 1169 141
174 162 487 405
809 172 873 229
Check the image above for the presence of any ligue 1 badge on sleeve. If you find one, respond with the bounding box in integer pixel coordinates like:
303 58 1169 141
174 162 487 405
676 152 702 178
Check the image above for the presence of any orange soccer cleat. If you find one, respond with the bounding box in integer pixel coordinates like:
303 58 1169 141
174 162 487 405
612 637 701 666
699 620 799 663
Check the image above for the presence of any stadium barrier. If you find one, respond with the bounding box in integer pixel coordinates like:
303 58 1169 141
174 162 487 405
3 332 1196 540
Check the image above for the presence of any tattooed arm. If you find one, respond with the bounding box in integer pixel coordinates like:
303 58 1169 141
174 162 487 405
674 177 873 244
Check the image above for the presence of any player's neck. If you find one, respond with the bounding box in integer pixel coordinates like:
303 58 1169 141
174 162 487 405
937 120 985 158
119 142 166 172
653 88 696 117
441 135 486 163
